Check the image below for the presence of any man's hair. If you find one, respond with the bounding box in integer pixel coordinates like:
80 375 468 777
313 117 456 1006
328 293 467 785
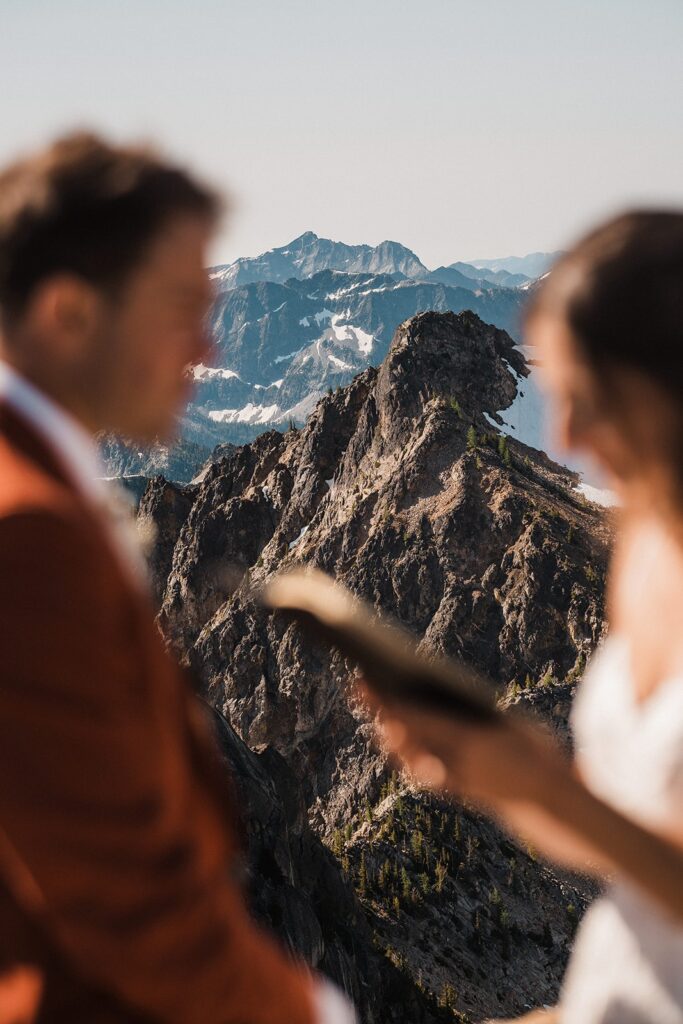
0 131 221 324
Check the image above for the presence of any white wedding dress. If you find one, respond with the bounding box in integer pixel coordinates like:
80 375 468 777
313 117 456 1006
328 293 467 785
559 633 683 1024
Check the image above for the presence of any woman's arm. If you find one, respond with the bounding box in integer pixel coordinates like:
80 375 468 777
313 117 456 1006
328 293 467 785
497 756 683 922
366 690 683 924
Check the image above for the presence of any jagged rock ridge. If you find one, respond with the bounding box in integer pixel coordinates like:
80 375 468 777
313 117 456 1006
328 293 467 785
139 311 610 1022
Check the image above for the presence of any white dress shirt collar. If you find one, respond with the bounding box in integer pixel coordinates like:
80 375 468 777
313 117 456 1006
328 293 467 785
0 359 107 505
0 360 148 587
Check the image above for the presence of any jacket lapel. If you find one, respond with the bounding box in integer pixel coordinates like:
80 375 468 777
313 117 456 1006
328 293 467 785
0 401 81 495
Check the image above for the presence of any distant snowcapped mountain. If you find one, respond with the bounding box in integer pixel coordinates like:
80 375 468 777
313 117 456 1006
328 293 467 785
211 231 429 290
469 251 563 278
188 237 562 453
104 234 576 481
447 261 531 288
212 231 561 295
187 268 528 445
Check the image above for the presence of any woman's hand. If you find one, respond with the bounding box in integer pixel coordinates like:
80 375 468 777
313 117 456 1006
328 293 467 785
355 680 609 868
357 680 567 810
356 677 683 914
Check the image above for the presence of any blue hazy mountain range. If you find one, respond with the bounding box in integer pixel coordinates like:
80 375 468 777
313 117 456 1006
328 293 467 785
210 231 558 292
107 234 609 497
469 252 562 278
184 233 557 454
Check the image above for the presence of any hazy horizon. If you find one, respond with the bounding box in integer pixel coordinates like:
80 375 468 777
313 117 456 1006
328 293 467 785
2 0 682 268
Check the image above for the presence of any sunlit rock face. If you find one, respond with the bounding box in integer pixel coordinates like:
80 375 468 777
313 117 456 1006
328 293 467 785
140 311 610 1023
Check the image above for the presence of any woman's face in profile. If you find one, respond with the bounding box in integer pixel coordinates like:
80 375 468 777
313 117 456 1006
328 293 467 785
527 312 673 500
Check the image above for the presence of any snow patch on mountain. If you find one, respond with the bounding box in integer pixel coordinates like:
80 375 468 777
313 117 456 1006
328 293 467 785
274 346 306 364
328 354 354 370
575 482 618 507
209 403 281 425
486 348 604 486
288 525 309 549
281 391 324 422
314 309 334 324
330 319 374 355
193 363 240 381
485 357 548 454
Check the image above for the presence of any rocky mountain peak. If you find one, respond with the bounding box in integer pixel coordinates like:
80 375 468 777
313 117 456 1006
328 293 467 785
362 239 426 278
210 231 431 291
147 309 607 761
138 310 611 1022
289 230 319 245
373 311 528 449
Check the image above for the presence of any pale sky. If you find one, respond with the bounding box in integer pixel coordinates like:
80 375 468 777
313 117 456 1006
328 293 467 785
1 0 682 268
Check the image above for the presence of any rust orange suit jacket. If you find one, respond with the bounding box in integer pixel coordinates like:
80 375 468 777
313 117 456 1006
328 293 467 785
0 402 317 1024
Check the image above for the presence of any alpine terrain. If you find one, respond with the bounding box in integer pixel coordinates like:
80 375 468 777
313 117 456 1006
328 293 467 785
102 235 569 483
136 310 611 1022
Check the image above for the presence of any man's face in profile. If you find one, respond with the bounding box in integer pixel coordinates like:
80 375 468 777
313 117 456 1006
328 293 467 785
100 214 215 443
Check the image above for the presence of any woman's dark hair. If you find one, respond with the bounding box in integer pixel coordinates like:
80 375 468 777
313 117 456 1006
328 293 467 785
0 131 221 324
527 210 683 399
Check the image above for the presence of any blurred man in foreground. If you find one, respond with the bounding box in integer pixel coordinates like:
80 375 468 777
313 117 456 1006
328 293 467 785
0 133 355 1024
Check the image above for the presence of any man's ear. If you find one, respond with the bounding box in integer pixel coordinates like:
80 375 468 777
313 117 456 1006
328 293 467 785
25 275 104 364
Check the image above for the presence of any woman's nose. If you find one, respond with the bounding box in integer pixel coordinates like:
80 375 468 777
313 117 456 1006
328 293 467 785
549 402 574 453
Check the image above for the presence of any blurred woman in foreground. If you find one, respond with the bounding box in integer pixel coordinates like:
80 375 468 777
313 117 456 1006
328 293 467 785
365 211 683 1024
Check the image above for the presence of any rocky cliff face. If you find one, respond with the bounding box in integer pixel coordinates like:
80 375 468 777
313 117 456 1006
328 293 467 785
140 311 611 1022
